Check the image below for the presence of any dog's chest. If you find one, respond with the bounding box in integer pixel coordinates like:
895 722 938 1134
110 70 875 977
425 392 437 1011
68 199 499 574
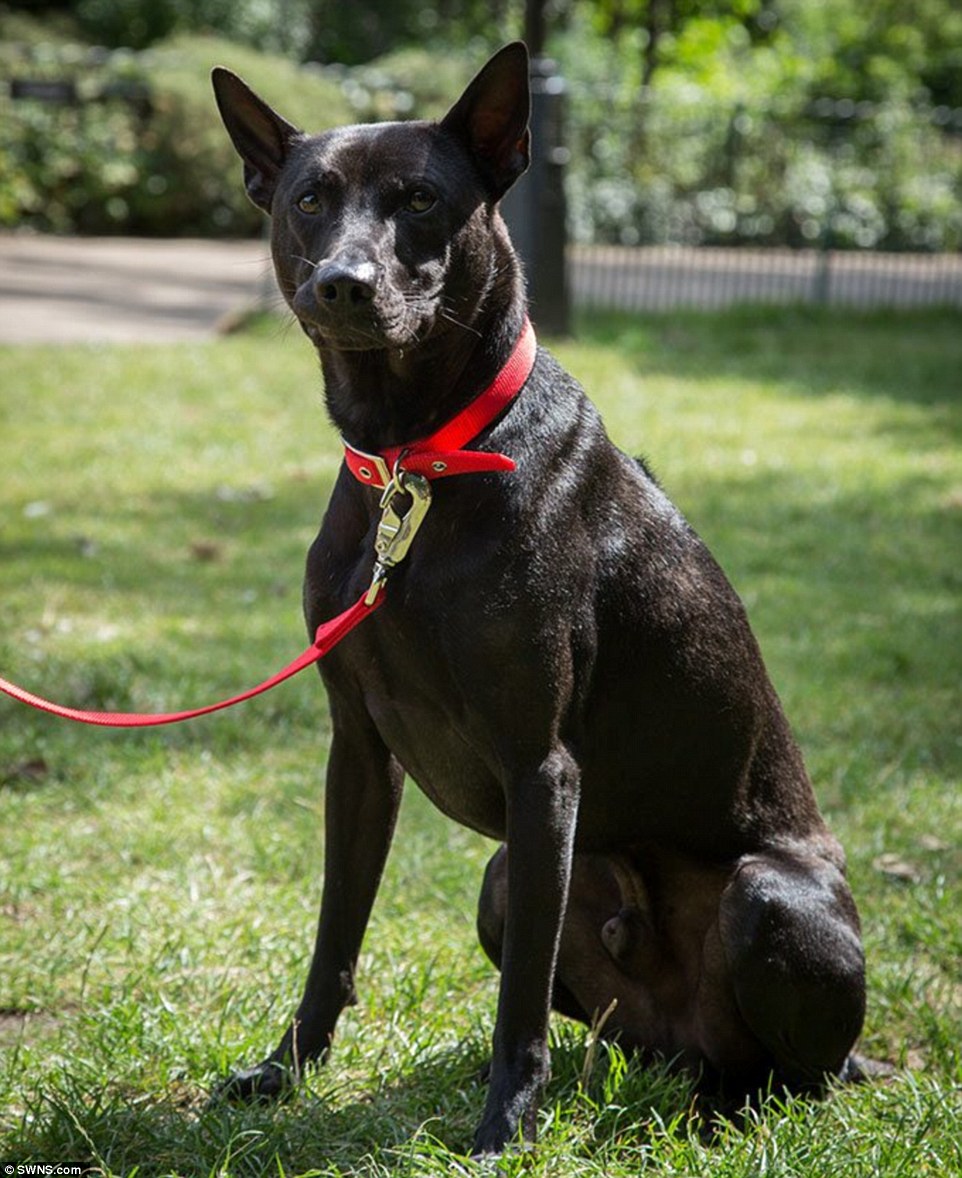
363 668 508 838
315 553 510 837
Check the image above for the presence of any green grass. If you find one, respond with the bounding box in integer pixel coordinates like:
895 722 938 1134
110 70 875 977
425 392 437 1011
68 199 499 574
1 308 960 1176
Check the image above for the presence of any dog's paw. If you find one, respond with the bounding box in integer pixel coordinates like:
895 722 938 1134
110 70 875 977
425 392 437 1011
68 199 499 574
213 1059 295 1104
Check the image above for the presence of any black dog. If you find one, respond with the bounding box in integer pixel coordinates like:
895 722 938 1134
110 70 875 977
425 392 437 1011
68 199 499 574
212 43 867 1154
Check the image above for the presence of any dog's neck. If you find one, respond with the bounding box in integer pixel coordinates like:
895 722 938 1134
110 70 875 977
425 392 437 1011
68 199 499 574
316 243 527 453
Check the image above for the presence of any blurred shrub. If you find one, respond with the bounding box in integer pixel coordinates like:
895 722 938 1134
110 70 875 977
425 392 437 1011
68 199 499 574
554 12 962 252
74 0 181 51
0 32 353 236
331 47 473 121
72 0 312 57
565 89 962 251
1 19 960 250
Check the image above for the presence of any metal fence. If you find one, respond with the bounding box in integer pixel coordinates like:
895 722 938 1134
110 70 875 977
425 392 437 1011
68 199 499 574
551 82 962 314
567 244 962 312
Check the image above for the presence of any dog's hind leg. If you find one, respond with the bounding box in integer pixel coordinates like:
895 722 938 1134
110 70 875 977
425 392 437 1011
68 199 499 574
478 848 687 1053
711 847 866 1093
480 844 867 1097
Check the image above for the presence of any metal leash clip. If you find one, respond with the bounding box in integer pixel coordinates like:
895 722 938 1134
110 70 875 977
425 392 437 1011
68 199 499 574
365 464 433 604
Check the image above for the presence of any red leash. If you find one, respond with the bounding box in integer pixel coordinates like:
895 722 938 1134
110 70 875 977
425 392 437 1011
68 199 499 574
0 319 536 729
0 591 383 729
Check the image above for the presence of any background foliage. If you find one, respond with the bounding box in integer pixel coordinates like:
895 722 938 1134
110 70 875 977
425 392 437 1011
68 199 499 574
1 1 960 244
0 30 355 236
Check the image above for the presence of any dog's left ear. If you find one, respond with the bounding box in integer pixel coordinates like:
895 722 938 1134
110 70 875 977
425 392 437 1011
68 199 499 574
212 67 302 213
441 42 531 200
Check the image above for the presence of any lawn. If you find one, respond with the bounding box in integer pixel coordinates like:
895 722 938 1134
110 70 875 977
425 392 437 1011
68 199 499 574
1 308 960 1177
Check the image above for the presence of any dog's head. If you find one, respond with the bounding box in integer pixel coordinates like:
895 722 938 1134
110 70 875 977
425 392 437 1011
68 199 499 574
212 44 530 354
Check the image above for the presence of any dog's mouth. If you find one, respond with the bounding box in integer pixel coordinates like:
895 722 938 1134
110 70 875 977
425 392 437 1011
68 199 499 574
292 303 433 354
296 314 397 353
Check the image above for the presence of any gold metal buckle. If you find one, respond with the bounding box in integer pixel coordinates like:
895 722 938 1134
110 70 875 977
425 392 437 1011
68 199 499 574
364 464 432 604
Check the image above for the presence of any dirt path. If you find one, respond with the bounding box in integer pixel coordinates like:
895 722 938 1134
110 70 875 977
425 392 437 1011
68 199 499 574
0 235 274 344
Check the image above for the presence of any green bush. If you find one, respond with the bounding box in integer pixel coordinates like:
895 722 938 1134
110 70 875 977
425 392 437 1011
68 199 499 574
0 29 478 237
2 15 960 249
335 47 474 121
73 0 312 57
551 11 962 251
0 32 354 236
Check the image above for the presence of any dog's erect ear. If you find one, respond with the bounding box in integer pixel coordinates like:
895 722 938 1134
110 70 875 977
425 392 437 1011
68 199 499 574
440 42 531 200
211 67 302 213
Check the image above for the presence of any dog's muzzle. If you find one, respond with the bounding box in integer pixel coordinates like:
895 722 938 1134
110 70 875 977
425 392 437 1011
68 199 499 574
291 255 419 350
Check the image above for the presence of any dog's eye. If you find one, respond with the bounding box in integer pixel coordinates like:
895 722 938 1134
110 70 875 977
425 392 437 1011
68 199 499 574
297 192 321 215
404 187 436 214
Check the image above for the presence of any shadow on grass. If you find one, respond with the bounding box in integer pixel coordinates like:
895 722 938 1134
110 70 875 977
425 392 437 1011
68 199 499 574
576 306 962 422
2 1037 699 1177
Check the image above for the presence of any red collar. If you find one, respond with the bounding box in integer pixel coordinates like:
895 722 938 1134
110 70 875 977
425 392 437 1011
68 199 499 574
343 317 536 489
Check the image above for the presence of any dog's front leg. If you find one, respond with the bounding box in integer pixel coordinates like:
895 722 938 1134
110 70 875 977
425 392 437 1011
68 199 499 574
473 746 580 1156
222 696 403 1100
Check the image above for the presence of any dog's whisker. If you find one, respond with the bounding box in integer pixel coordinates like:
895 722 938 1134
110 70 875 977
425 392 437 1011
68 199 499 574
439 309 483 338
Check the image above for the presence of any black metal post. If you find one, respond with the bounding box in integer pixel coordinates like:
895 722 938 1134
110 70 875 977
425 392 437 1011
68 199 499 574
501 56 571 336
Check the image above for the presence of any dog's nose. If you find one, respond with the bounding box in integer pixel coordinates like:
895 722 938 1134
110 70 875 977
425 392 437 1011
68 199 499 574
313 259 378 306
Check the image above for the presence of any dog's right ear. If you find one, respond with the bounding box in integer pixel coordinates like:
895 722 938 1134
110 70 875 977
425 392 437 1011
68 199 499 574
211 68 302 213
